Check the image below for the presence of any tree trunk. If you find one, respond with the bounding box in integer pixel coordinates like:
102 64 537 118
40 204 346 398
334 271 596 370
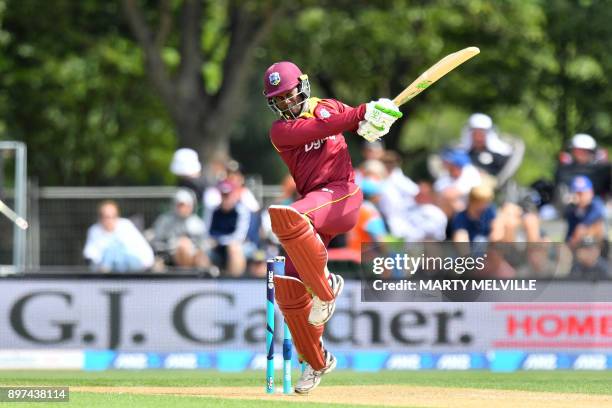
121 0 287 166
198 117 231 164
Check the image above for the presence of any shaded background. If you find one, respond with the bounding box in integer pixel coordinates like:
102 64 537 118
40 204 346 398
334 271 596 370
1 0 611 186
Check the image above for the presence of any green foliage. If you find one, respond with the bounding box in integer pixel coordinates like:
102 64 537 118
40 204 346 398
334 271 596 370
0 0 175 185
0 0 611 185
536 0 612 147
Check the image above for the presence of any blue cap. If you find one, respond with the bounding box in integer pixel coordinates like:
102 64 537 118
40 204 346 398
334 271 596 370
571 175 593 193
441 149 471 168
360 178 382 197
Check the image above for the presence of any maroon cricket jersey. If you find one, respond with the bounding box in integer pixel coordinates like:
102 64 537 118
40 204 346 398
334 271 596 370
270 98 366 196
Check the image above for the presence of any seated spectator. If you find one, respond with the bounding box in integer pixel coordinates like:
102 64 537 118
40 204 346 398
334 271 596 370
151 189 210 270
381 151 419 196
560 133 608 166
400 181 448 241
358 159 388 185
379 150 419 224
347 178 390 255
170 148 207 210
204 159 260 224
434 148 482 217
460 113 513 176
565 175 607 248
354 140 385 184
490 202 543 243
83 200 154 272
569 236 610 280
208 180 252 277
226 160 260 212
246 249 268 278
435 149 483 194
555 134 611 201
450 185 496 242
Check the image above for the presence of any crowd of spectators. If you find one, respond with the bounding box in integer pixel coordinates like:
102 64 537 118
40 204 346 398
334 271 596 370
82 113 611 279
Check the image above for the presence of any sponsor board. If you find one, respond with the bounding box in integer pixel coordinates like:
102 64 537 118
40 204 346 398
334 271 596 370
0 280 481 351
0 349 609 371
0 350 83 369
492 303 612 349
0 279 611 372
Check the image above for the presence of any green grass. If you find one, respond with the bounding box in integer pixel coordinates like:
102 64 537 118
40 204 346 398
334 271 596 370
0 370 611 394
0 370 611 407
0 392 388 408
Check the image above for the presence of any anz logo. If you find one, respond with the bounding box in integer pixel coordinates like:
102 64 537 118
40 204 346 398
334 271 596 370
304 136 336 152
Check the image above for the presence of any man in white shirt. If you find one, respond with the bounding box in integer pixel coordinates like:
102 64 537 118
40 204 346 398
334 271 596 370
434 148 482 218
151 189 210 269
83 201 154 272
378 150 419 237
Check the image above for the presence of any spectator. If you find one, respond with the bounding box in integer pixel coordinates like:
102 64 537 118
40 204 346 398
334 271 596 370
379 150 419 220
490 202 543 243
362 140 385 161
246 249 268 278
360 158 388 181
208 180 251 277
355 140 385 184
400 181 448 241
204 159 260 225
347 178 390 255
151 189 210 270
435 149 482 195
569 236 610 280
83 200 154 272
170 148 207 209
561 134 607 166
459 113 512 177
565 175 607 248
226 160 260 212
434 148 482 217
381 151 418 194
450 185 496 242
555 133 611 200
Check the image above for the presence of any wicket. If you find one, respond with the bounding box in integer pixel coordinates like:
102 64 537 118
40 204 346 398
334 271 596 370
266 256 293 394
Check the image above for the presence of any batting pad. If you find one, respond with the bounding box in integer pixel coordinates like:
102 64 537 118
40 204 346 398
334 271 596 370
273 275 326 371
269 205 334 301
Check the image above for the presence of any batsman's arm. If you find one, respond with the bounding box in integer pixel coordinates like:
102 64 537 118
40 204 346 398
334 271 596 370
270 104 366 150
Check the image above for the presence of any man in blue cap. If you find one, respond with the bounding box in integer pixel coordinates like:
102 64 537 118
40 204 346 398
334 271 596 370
565 175 607 248
434 148 483 223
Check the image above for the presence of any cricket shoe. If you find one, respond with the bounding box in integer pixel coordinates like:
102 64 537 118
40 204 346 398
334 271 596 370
308 272 344 326
294 350 337 395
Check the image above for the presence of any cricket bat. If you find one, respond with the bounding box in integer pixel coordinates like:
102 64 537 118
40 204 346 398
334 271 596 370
392 47 480 107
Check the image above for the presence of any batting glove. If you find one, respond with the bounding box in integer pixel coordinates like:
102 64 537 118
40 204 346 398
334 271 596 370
364 98 403 130
357 120 388 142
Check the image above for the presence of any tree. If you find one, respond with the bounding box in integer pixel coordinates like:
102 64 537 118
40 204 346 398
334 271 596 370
266 0 546 153
121 0 286 163
0 0 176 185
539 0 612 146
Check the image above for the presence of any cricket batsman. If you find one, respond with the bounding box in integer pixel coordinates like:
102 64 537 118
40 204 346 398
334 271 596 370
263 61 402 393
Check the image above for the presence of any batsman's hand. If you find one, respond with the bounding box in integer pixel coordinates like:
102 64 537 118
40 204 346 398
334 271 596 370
364 98 403 130
357 120 387 142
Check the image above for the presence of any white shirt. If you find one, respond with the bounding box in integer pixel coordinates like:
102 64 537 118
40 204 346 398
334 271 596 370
379 168 419 220
460 127 513 156
203 186 260 228
401 204 448 241
434 164 482 195
83 218 154 268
